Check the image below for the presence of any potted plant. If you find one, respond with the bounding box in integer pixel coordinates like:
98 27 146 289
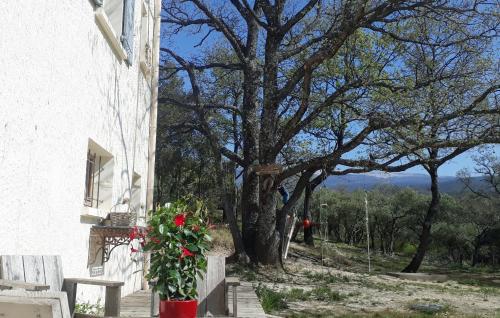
129 199 211 318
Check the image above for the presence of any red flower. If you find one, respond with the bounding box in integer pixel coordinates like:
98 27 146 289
192 225 200 232
174 214 186 227
151 237 161 244
129 226 139 240
180 246 194 259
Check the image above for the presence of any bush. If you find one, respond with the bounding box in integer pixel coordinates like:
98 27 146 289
255 284 288 313
135 198 212 300
401 243 417 256
311 286 344 302
287 288 311 301
74 300 103 315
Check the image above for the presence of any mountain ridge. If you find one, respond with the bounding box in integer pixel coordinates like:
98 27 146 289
323 172 484 194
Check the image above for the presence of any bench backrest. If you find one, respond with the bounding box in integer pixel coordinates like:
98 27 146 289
0 255 64 292
197 255 225 316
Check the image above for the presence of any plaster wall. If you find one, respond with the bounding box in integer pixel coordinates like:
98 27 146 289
0 0 155 304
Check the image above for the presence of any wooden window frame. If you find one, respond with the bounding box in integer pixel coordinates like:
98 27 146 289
84 150 103 208
95 1 128 61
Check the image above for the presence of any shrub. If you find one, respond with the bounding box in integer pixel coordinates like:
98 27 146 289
311 286 344 302
401 243 417 256
131 198 212 300
255 284 288 313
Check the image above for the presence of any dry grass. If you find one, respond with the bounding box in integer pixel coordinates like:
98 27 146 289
227 242 500 318
208 224 234 256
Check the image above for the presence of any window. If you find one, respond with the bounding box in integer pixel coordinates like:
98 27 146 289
84 150 97 207
83 140 114 212
104 0 124 36
93 0 135 64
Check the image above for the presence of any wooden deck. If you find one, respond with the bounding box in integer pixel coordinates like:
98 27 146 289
120 282 266 318
120 290 151 318
228 282 266 318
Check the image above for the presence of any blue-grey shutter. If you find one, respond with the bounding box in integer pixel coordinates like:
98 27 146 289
92 0 103 6
121 0 135 65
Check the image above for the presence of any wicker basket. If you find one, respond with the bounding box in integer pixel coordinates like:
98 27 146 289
109 212 137 227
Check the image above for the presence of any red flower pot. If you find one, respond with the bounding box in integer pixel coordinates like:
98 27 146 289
160 299 198 318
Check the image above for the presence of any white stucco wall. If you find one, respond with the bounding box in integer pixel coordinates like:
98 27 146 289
0 0 155 304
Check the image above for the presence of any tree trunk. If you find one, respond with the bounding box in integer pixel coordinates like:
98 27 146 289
212 152 249 263
403 165 440 273
255 187 280 264
240 11 261 261
303 184 315 246
240 61 260 260
302 172 326 246
370 223 376 252
472 243 480 266
389 221 396 255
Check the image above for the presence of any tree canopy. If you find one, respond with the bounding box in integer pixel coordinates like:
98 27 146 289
157 0 500 265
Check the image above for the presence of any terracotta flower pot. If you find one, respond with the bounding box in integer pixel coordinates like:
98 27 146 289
160 299 198 318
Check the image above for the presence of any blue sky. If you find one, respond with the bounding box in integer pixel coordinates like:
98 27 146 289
408 145 500 177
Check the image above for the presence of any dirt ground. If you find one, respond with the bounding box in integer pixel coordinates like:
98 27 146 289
227 241 500 318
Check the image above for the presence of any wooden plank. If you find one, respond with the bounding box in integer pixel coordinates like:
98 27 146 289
42 256 64 291
0 300 53 318
104 286 121 316
150 288 159 317
206 256 225 316
64 278 124 287
0 256 25 281
62 281 77 316
196 273 207 316
121 285 267 318
0 279 49 291
225 277 240 286
252 163 283 176
120 290 152 318
22 256 45 285
227 282 266 318
0 290 70 318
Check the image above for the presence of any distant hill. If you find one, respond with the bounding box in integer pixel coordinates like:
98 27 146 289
323 172 486 194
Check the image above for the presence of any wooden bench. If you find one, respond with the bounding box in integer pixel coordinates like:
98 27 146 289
0 255 123 317
0 289 71 318
225 277 240 317
0 279 50 291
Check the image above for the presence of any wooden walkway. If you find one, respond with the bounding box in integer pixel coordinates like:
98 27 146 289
120 282 266 318
120 290 151 318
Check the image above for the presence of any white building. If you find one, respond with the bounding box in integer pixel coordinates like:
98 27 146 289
0 0 160 304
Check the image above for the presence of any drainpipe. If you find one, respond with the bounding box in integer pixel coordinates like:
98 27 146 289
144 0 161 290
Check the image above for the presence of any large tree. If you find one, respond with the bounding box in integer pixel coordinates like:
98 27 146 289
159 0 499 264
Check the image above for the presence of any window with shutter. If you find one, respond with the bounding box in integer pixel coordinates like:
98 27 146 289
105 0 124 36
121 0 135 65
94 0 136 65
